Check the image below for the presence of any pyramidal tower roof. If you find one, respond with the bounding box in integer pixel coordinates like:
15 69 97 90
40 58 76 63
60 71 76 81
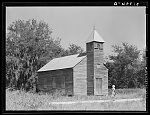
86 27 105 43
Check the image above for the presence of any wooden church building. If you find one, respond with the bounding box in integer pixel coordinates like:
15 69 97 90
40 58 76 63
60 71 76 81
37 28 108 96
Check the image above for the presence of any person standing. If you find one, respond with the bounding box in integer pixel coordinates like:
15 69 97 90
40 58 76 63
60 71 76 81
111 85 116 98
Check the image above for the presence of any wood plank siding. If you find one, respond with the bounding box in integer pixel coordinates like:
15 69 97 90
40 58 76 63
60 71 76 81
37 29 108 96
94 42 108 95
37 68 73 96
73 57 87 95
86 42 94 95
87 42 108 96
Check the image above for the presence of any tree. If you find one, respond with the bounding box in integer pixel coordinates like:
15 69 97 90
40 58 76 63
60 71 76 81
6 19 85 91
6 19 64 91
65 43 84 55
106 42 142 88
138 48 147 88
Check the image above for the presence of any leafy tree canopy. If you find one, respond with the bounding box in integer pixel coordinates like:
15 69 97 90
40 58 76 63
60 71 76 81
106 42 145 88
6 19 85 91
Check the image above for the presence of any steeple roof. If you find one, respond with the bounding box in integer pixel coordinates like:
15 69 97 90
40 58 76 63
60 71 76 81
86 28 105 43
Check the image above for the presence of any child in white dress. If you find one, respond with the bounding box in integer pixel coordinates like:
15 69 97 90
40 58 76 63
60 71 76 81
111 85 116 98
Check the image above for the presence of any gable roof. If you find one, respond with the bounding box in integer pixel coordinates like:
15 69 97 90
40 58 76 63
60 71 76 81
37 54 86 72
86 29 105 43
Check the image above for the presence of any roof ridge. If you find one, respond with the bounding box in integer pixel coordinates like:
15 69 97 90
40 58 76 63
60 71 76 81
73 56 86 68
37 53 86 72
53 53 79 59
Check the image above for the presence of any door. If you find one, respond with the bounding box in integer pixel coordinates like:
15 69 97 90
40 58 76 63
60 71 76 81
96 78 102 94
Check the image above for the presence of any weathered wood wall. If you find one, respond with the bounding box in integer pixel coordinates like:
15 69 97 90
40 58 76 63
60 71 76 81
73 57 87 95
93 42 108 95
37 41 108 96
86 41 108 96
37 68 73 96
86 42 94 95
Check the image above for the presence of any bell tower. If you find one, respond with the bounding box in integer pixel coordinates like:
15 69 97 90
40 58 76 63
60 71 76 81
86 27 108 95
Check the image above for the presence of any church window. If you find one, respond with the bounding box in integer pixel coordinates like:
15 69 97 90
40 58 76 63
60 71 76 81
97 43 103 50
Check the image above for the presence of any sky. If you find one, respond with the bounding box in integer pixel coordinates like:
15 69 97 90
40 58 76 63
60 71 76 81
6 7 146 57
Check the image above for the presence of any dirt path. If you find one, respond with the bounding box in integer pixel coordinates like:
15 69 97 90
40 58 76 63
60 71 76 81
50 98 143 105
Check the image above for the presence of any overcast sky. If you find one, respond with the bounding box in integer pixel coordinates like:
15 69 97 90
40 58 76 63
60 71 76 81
6 7 146 57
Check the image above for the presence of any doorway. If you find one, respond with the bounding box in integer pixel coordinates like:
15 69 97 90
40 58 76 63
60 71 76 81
96 78 102 94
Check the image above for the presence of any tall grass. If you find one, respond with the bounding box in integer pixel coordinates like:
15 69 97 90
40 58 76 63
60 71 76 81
110 88 146 99
6 88 146 110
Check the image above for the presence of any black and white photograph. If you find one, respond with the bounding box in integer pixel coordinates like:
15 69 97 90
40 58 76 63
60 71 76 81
5 3 147 111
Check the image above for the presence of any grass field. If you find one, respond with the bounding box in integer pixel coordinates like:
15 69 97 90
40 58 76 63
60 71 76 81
6 88 146 111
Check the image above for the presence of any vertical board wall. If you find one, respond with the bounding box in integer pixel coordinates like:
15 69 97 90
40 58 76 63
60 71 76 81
73 57 87 95
37 68 73 96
